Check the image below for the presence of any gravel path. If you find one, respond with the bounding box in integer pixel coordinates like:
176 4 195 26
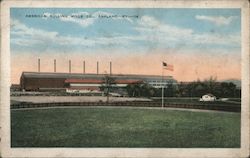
11 96 152 103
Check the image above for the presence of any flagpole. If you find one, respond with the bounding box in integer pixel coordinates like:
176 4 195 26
162 63 164 108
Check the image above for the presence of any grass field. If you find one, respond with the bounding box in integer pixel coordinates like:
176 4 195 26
11 107 240 147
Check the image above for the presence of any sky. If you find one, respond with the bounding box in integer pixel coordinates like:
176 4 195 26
10 8 241 84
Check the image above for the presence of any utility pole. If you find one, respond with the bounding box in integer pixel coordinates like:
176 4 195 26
110 61 112 75
54 59 56 72
69 60 71 73
162 67 164 108
83 60 85 74
97 61 99 74
38 58 40 72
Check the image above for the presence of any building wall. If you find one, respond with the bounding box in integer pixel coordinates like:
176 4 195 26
70 83 129 87
22 78 65 91
20 72 177 91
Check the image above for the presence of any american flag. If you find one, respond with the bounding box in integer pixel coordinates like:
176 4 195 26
162 62 174 71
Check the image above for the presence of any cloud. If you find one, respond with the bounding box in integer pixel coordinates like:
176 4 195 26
10 19 139 50
192 32 240 46
135 15 240 47
10 14 240 53
11 19 58 38
43 11 134 28
139 16 161 27
195 15 237 26
136 15 193 44
11 19 95 47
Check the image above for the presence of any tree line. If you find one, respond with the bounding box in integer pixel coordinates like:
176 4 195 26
101 75 240 99
126 77 240 98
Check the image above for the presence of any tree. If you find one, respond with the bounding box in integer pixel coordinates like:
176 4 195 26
165 82 177 97
126 83 141 97
175 77 240 98
221 82 237 97
126 82 156 98
204 76 217 94
101 75 116 103
176 82 187 97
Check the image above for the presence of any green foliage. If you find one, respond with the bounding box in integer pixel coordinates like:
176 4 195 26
126 83 157 98
177 77 240 98
164 81 177 97
126 76 240 98
11 107 240 147
100 75 116 102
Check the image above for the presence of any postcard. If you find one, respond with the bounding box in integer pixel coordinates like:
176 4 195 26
1 0 249 157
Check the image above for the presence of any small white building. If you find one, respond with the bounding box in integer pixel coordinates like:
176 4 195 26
199 94 216 102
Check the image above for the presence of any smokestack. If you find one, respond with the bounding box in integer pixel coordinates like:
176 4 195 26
69 60 71 73
97 61 99 74
38 58 40 72
110 61 112 75
54 59 56 72
83 60 85 74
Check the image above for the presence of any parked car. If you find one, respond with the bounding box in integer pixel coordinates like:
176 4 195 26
199 94 216 102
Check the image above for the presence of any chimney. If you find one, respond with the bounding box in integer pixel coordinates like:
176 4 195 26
83 60 85 74
97 61 99 74
110 61 112 75
69 60 71 73
38 58 40 72
54 59 56 72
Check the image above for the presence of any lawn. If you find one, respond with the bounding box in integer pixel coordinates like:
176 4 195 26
11 107 240 147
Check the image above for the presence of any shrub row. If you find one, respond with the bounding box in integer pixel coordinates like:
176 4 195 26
11 101 240 112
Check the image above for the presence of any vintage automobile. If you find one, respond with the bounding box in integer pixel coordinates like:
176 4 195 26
199 94 216 102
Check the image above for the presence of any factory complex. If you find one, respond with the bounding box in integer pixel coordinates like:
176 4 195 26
19 72 177 94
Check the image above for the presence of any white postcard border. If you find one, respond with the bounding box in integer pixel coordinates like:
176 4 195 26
1 0 249 157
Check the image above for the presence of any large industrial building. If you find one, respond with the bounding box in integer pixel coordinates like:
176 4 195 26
20 72 177 93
